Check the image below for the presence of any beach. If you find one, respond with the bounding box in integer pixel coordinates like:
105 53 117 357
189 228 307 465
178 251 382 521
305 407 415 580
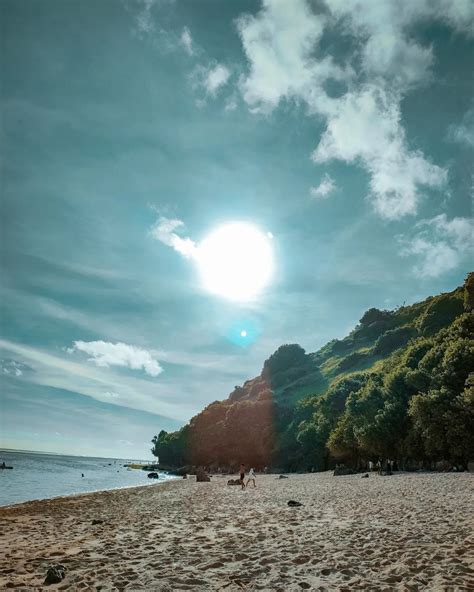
1 472 473 591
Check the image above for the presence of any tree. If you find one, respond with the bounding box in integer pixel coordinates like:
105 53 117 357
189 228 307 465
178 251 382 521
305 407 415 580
464 272 474 312
409 387 474 464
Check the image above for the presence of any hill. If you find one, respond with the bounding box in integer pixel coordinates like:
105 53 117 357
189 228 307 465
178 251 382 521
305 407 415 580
151 274 474 471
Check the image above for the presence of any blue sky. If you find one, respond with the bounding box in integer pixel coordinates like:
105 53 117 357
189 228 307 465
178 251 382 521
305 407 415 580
1 0 472 458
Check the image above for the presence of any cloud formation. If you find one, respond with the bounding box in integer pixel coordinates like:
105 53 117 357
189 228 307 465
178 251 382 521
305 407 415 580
180 26 194 56
200 64 231 96
449 106 474 147
310 173 337 199
400 214 473 278
236 0 348 114
312 85 447 218
134 0 158 36
70 340 163 377
150 217 197 258
234 0 474 219
1 359 25 377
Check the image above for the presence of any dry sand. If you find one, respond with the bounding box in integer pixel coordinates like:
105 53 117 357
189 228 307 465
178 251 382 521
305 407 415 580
1 472 473 591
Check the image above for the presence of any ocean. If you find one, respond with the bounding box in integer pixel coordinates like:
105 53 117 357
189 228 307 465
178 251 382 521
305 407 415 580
0 449 174 507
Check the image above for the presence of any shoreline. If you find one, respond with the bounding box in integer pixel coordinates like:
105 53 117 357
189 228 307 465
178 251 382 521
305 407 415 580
1 472 473 590
0 476 178 511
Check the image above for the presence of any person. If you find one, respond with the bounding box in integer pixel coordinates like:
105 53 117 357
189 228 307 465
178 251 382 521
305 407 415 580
239 464 246 490
246 467 256 488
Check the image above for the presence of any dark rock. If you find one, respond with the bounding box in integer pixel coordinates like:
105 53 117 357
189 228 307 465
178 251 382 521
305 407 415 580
147 472 159 479
196 467 211 482
91 519 104 525
361 473 369 478
288 500 303 507
333 466 356 476
227 479 241 486
278 475 289 479
44 565 66 585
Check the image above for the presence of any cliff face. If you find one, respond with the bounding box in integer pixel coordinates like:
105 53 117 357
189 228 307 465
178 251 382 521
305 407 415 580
152 275 473 470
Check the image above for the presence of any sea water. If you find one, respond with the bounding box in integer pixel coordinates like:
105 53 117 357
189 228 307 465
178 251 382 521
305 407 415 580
0 449 174 507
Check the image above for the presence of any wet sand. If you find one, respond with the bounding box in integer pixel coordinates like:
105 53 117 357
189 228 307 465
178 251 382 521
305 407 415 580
1 472 473 590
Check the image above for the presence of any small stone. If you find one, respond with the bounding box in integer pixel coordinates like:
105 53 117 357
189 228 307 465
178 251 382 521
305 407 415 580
196 467 211 482
44 565 66 585
288 500 303 507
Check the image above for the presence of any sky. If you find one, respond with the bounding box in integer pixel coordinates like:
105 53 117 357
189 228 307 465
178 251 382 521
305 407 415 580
1 0 473 459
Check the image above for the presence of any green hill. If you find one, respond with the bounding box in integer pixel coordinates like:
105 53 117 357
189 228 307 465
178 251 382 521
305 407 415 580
152 274 474 471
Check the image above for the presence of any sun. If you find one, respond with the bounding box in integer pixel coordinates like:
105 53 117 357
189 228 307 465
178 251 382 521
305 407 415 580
196 222 274 301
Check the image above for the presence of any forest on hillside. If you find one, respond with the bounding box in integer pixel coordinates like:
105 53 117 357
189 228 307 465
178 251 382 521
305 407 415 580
152 274 474 471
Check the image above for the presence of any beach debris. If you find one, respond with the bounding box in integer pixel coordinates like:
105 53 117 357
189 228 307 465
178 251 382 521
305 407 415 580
44 564 66 585
287 500 303 507
278 475 288 479
361 473 369 478
196 467 211 482
91 519 104 525
147 472 159 479
227 478 241 486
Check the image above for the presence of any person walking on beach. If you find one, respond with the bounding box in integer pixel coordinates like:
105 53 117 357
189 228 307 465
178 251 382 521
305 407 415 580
246 467 256 488
239 464 246 490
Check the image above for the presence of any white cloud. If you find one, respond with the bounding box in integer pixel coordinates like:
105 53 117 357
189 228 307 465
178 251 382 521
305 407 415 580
326 0 432 91
449 106 474 147
70 341 163 377
310 173 337 199
400 214 473 277
150 216 197 258
234 0 474 219
201 64 231 96
134 0 158 36
0 339 246 421
326 0 473 88
224 96 238 112
180 26 194 56
104 391 120 399
312 85 447 219
1 359 25 377
236 0 349 114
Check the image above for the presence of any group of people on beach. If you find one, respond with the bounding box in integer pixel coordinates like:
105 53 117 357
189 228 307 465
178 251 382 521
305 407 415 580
239 464 256 490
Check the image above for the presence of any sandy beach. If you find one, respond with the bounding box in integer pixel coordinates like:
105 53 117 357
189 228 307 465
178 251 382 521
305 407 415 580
1 472 473 591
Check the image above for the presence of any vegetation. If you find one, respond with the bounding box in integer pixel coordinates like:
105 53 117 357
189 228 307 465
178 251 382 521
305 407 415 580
152 274 474 470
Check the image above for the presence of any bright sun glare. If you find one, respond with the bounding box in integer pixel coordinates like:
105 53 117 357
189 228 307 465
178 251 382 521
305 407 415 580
196 222 274 301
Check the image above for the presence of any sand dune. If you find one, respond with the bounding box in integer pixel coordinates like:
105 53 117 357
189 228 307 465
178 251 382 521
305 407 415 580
1 472 473 590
